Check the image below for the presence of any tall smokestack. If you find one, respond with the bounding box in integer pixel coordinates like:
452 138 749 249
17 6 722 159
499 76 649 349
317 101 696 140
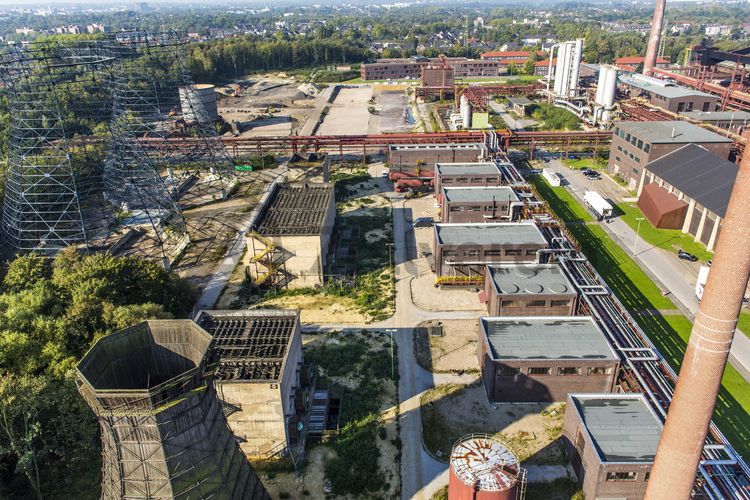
644 138 750 498
643 0 666 76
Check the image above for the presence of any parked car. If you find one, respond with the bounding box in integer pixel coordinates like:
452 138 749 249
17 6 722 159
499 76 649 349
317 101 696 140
413 217 434 228
678 249 698 262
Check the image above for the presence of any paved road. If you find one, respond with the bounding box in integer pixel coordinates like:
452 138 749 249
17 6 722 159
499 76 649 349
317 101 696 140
548 160 750 381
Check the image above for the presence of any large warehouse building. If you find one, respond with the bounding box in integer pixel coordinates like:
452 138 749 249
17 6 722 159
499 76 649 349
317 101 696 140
482 263 578 316
195 309 308 459
619 73 719 113
388 143 487 167
608 121 732 190
563 394 663 500
432 222 548 283
636 144 738 250
478 317 619 402
247 182 335 288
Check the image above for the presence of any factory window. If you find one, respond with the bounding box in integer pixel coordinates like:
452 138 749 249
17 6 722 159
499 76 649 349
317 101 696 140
686 102 694 111
443 250 458 257
550 299 570 307
617 145 623 152
527 300 546 307
456 177 469 182
450 206 463 212
630 136 638 146
644 143 651 153
471 177 484 182
485 250 503 256
505 249 522 256
442 178 453 184
498 365 519 376
528 367 551 375
525 249 537 256
632 168 639 174
637 139 644 150
588 366 613 375
467 206 481 211
465 249 480 256
557 367 581 375
615 155 621 162
677 102 686 112
625 133 631 142
606 472 637 482
703 101 711 112
644 472 651 481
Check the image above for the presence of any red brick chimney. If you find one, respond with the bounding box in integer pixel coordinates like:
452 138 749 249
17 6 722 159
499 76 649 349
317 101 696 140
643 0 666 76
644 141 750 498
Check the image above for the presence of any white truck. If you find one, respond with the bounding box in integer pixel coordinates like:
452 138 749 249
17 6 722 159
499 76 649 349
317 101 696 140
583 190 613 221
542 168 562 187
695 265 710 300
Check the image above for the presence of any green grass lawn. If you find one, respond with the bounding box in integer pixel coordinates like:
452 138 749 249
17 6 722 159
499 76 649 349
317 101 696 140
616 201 714 262
562 157 608 171
736 312 750 340
530 173 750 459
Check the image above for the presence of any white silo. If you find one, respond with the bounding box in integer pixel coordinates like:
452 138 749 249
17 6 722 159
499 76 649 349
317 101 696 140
460 94 472 129
602 66 618 108
554 42 570 96
568 39 584 95
595 67 607 105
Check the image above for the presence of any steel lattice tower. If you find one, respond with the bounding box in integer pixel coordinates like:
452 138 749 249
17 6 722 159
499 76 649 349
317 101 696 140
108 31 235 202
77 320 271 500
0 41 114 255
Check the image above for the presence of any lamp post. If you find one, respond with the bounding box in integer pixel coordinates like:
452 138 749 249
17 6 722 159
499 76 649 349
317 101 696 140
633 217 644 254
385 328 397 379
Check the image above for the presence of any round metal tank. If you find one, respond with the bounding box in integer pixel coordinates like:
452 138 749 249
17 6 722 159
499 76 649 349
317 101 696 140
602 66 618 108
448 434 523 500
460 94 472 129
179 83 218 122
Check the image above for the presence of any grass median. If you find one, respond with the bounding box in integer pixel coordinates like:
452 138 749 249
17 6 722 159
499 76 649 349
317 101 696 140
529 174 750 458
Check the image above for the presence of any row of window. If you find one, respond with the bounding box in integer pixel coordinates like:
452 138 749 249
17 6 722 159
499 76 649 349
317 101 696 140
606 471 650 482
500 299 572 307
443 249 537 257
450 205 509 212
614 127 651 154
614 144 641 163
498 366 614 376
442 176 499 183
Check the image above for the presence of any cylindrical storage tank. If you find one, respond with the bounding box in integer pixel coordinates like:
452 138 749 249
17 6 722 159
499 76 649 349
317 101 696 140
553 44 568 95
448 434 523 500
603 66 618 108
595 67 607 105
179 83 219 122
460 94 472 129
568 39 584 95
557 42 573 97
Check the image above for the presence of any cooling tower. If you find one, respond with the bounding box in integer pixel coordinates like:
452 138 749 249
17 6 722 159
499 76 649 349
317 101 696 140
448 434 526 500
179 84 219 122
77 320 270 500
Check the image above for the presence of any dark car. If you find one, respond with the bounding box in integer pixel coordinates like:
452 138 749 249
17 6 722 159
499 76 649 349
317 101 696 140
413 217 434 228
584 170 601 180
678 249 698 262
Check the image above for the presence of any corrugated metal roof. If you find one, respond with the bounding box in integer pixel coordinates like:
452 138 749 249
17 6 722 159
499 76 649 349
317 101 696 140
572 394 662 463
481 316 619 360
620 74 717 100
645 143 738 217
680 110 750 122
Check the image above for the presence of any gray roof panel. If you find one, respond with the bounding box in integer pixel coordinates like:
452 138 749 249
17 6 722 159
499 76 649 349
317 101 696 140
645 143 737 217
615 121 732 144
436 162 504 175
487 264 575 296
481 317 618 360
571 394 662 463
443 186 519 203
435 222 547 246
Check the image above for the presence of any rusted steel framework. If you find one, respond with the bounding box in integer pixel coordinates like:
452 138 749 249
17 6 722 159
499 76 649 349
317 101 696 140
652 67 750 112
453 83 544 111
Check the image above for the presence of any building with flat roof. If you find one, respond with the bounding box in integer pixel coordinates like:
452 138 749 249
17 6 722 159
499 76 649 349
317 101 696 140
439 186 521 223
680 110 750 134
360 56 500 81
482 263 578 316
563 393 663 500
619 74 719 113
636 144 737 250
608 121 732 189
434 161 506 193
508 96 533 115
195 309 308 459
246 182 335 288
387 143 487 167
432 222 548 283
478 317 619 402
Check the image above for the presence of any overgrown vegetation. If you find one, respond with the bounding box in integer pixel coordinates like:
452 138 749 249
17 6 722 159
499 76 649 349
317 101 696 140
305 330 399 497
0 250 196 499
528 103 581 131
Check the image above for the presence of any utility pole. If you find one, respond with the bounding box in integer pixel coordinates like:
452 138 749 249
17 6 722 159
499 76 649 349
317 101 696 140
385 328 397 379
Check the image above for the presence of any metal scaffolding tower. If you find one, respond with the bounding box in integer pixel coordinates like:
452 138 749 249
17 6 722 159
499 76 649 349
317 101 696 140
0 40 114 255
108 31 235 204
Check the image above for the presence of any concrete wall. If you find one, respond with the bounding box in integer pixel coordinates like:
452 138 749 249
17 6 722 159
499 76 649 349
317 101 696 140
217 382 286 457
388 147 485 167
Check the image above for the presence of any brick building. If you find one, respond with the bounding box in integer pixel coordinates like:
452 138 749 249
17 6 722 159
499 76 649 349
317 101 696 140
388 143 487 167
194 309 309 458
432 222 548 280
439 186 521 223
360 56 500 81
478 317 619 402
636 144 738 250
619 74 719 113
563 394 663 500
434 161 506 193
482 263 577 316
608 121 732 190
421 64 455 89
